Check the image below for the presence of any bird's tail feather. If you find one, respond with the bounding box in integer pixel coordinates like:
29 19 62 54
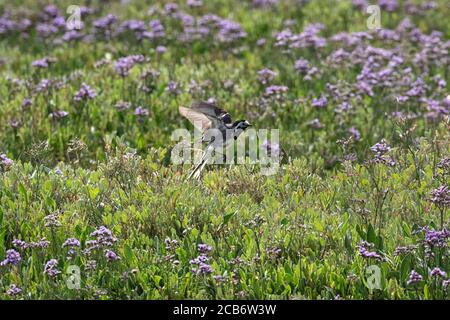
188 145 213 180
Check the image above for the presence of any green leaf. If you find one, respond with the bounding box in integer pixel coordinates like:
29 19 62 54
223 212 234 225
400 255 411 282
89 187 100 200
367 224 377 244
401 222 411 237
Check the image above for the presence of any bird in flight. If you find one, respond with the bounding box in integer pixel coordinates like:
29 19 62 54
179 101 252 179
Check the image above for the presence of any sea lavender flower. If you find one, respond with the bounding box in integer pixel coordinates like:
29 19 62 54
264 85 288 98
356 241 384 261
257 68 277 85
134 106 149 117
6 284 22 297
144 20 165 39
44 259 61 278
213 275 226 283
393 245 418 256
36 23 58 37
115 101 131 112
352 0 369 10
156 46 167 54
93 14 117 31
44 213 61 227
43 5 60 18
197 263 213 274
193 254 210 264
0 249 21 266
190 244 214 274
423 228 450 248
163 3 179 15
62 238 81 248
252 0 279 8
429 186 450 207
22 98 32 110
10 119 20 129
119 19 146 37
266 247 282 259
443 279 450 288
187 0 203 8
370 139 396 166
51 110 69 120
197 244 212 254
12 239 28 250
378 0 398 12
217 19 246 43
114 55 145 77
371 139 390 155
407 270 423 285
32 57 56 68
256 38 266 46
35 79 52 92
312 95 328 109
0 153 13 168
74 83 97 102
85 260 97 271
308 118 324 130
437 157 450 173
105 249 120 262
28 238 50 249
349 127 361 141
294 58 310 74
430 267 447 278
90 226 117 247
167 81 181 95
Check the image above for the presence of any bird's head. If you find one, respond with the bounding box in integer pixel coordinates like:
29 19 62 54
233 120 252 131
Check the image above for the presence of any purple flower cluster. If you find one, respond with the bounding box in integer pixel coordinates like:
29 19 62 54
430 267 447 278
134 106 149 117
12 238 50 250
275 23 326 52
44 259 61 278
217 19 247 43
44 213 61 227
115 101 132 112
0 153 13 168
51 110 69 120
84 226 117 255
370 139 396 166
312 95 328 109
62 238 81 257
32 56 56 69
423 228 450 248
264 85 288 100
407 270 423 285
105 249 121 262
257 68 277 85
429 186 450 207
73 83 97 102
356 241 384 261
114 55 145 77
6 284 22 297
190 243 213 275
0 249 21 267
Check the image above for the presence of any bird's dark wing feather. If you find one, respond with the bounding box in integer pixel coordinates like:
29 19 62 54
191 101 232 124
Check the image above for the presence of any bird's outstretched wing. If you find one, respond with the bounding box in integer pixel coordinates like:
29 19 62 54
179 101 232 133
191 101 232 125
179 106 212 132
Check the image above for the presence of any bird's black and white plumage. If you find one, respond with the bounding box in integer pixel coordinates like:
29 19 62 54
179 101 251 179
